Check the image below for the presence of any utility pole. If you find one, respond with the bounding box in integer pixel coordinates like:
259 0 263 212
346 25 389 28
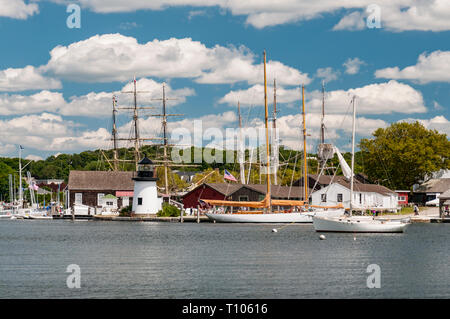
19 145 23 206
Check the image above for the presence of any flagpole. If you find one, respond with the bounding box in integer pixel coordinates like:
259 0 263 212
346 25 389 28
19 145 23 207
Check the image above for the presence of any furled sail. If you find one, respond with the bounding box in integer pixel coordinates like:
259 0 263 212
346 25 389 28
334 146 353 179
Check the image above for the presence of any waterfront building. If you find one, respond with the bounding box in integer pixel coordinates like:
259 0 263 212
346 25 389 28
412 178 450 206
68 171 134 211
395 190 410 206
310 180 398 212
439 189 450 218
131 156 162 215
182 183 241 209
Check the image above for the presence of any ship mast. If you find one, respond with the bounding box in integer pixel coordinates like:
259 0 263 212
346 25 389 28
237 101 245 184
272 79 279 185
321 81 325 145
350 95 356 216
263 51 271 212
112 96 119 171
132 77 140 170
302 85 308 202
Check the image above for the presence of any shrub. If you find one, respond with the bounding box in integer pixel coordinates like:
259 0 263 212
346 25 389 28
119 205 132 217
157 203 181 217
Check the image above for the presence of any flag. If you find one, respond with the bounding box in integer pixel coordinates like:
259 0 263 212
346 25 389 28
224 169 238 182
19 145 24 150
199 199 209 208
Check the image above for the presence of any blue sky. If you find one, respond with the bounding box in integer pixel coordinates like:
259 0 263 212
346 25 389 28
0 1 449 160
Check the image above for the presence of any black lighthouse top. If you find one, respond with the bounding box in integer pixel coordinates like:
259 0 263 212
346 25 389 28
133 155 158 181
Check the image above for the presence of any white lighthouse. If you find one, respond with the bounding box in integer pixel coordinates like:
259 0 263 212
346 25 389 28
132 155 162 215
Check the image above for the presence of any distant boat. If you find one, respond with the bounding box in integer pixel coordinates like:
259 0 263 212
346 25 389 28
29 214 53 220
313 215 409 233
312 96 410 233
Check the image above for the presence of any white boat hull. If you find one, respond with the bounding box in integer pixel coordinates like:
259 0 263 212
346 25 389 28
206 209 344 223
313 216 409 233
29 215 53 220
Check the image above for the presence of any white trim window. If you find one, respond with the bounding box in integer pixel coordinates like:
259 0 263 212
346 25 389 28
75 193 82 205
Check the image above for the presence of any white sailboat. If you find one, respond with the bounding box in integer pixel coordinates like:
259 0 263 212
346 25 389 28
312 97 410 233
205 51 345 223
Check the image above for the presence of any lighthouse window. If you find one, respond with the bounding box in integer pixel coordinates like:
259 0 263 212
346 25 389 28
321 194 327 202
138 197 143 205
337 194 343 202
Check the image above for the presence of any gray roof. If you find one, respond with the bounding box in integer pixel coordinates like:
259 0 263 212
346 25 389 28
415 178 450 194
205 183 242 196
334 180 396 196
68 170 134 191
440 189 450 200
234 184 310 199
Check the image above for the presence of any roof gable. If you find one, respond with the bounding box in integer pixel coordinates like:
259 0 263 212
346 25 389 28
68 170 134 191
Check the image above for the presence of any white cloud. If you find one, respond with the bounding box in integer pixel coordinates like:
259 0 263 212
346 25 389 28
0 66 62 92
333 11 366 31
25 154 44 161
400 116 450 137
343 58 365 75
0 91 65 116
43 34 310 85
219 84 299 107
58 1 450 32
220 80 427 115
0 0 39 19
375 50 450 84
315 67 339 83
0 113 111 153
0 78 195 117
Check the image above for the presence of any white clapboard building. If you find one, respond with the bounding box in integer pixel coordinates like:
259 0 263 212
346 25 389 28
311 180 398 212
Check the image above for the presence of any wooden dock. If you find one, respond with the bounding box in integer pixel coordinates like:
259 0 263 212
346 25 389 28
92 215 212 223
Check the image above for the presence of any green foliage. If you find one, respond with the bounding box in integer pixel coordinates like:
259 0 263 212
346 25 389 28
157 203 181 217
360 121 450 190
119 205 132 217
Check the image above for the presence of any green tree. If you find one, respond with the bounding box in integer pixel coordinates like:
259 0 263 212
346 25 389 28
360 121 450 190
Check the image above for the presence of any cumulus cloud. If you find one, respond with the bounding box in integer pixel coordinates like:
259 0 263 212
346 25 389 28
343 58 365 75
0 78 195 117
315 67 339 83
333 11 366 31
400 116 450 137
220 80 427 115
0 91 65 116
375 50 450 84
56 1 450 32
0 66 62 92
43 34 310 85
0 113 111 153
0 0 39 19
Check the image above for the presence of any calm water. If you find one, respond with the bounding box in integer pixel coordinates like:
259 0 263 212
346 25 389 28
0 220 448 298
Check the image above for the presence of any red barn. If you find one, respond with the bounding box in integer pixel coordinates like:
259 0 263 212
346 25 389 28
182 183 242 209
395 190 410 206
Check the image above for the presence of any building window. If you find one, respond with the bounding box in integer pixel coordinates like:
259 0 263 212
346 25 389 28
97 193 105 206
337 194 343 202
359 193 362 204
239 195 249 202
321 194 327 202
399 196 406 201
138 197 143 205
75 193 82 205
258 195 265 201
106 201 113 206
